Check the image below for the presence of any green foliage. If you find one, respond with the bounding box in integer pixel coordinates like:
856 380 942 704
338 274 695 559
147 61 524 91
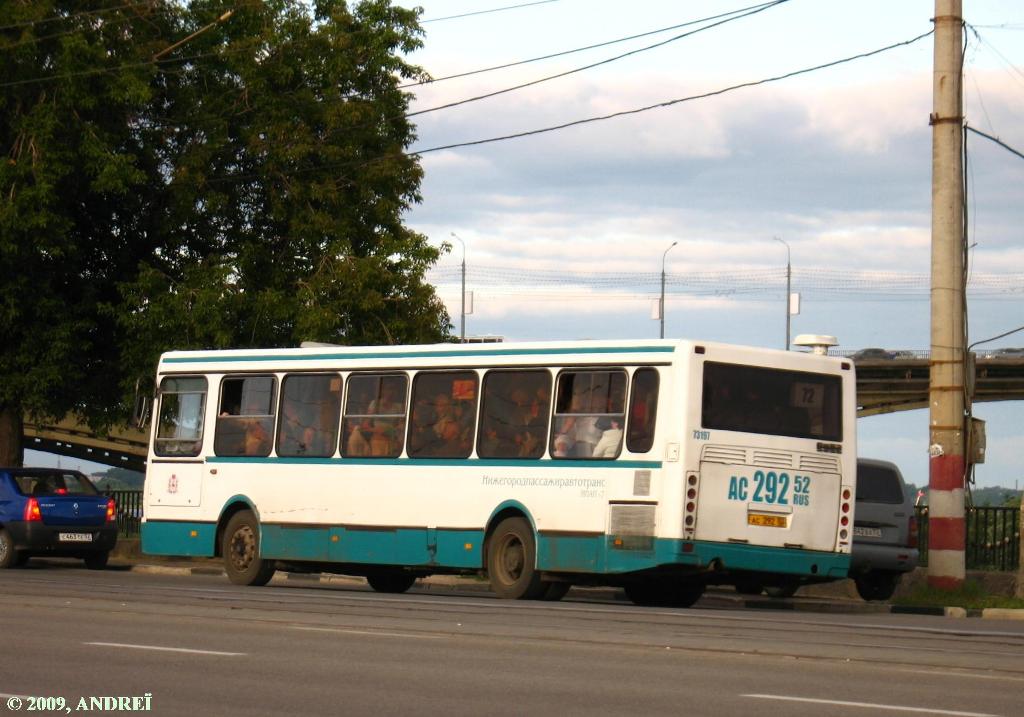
92 466 145 490
1 1 450 460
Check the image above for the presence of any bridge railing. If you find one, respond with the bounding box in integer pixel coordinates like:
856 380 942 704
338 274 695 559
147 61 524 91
103 489 143 537
915 506 1021 571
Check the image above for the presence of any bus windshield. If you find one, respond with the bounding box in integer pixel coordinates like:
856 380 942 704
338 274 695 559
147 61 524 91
701 361 842 441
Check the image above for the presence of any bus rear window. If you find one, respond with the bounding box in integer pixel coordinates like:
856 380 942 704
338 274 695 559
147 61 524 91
701 362 842 441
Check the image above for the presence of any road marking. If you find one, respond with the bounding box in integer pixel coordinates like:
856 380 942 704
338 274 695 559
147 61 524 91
894 668 1024 683
742 694 1000 717
291 626 445 640
84 642 245 656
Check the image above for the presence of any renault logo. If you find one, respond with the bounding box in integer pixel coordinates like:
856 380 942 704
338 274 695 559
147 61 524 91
73 502 79 515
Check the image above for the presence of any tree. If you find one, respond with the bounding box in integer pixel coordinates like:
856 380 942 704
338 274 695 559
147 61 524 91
0 0 176 464
0 0 450 466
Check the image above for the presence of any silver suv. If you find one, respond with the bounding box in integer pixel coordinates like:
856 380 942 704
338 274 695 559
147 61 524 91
850 458 919 600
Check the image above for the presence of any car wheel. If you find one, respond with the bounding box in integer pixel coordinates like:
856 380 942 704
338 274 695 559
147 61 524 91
84 552 110 571
0 529 20 569
222 511 276 586
854 571 901 601
486 517 546 599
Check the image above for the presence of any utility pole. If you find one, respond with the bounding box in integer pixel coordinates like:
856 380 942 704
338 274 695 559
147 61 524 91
660 241 678 339
928 0 966 591
451 233 466 342
774 237 791 351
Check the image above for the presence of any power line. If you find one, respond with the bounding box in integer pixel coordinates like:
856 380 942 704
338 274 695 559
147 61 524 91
966 125 1024 161
400 1 782 89
411 29 935 156
420 0 559 24
407 0 790 118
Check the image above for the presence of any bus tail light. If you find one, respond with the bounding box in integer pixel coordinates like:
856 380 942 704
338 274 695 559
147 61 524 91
105 498 117 524
24 498 42 522
908 514 918 548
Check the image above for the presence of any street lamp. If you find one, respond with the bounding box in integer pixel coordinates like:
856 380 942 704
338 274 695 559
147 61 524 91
660 241 678 339
774 236 791 350
450 232 466 342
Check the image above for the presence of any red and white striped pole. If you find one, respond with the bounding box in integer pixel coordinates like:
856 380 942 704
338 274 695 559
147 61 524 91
928 0 966 591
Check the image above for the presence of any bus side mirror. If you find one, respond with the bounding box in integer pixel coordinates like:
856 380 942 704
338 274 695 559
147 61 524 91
132 377 154 429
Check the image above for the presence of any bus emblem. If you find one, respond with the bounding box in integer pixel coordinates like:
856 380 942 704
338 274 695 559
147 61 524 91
168 474 178 494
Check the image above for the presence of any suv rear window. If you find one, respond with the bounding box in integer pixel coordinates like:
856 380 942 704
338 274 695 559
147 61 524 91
856 463 905 503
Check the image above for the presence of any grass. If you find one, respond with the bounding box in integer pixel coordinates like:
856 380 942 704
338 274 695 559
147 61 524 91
892 579 1024 610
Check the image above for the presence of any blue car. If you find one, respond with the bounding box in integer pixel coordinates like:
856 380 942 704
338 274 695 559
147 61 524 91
0 468 118 570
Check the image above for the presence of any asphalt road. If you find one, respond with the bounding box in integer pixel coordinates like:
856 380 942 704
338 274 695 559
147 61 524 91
1 563 1022 717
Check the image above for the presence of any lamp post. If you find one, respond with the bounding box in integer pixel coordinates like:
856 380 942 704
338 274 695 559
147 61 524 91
660 241 678 339
774 237 791 351
450 232 466 342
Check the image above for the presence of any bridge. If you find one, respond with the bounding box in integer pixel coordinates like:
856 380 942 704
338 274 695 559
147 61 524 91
21 355 1024 472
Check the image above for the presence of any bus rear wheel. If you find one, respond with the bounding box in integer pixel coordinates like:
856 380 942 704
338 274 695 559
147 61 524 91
366 570 417 594
487 517 546 600
223 511 276 586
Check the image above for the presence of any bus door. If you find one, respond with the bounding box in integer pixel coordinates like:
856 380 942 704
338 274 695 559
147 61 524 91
148 376 207 509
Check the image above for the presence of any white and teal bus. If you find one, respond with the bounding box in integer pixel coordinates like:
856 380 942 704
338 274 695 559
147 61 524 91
141 339 856 606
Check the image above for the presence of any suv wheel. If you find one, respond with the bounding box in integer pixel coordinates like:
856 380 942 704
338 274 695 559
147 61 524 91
854 570 900 601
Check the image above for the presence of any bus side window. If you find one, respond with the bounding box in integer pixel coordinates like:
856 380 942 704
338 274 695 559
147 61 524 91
551 370 626 460
214 376 276 457
277 374 342 457
341 374 408 458
154 377 207 457
626 368 659 454
407 371 478 458
477 370 551 459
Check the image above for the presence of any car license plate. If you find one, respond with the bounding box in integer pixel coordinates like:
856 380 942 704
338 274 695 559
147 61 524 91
58 532 93 543
748 513 787 528
853 526 882 538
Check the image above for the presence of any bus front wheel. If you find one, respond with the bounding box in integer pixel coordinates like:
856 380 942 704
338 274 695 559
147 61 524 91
223 511 276 586
487 517 546 600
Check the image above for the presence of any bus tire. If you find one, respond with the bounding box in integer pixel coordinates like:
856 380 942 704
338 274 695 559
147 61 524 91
625 579 704 608
487 517 546 600
223 511 276 586
366 570 417 594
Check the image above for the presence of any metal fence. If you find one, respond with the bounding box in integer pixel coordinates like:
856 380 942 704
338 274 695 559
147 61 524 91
916 505 1021 571
103 489 143 537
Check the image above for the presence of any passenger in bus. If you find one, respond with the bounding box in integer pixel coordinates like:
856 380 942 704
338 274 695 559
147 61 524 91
244 419 271 455
592 418 623 458
552 432 574 458
433 394 462 452
280 403 316 454
346 421 372 456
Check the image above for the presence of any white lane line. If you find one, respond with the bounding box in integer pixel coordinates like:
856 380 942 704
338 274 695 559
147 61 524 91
291 626 445 640
84 642 245 656
893 668 1024 683
742 694 1000 717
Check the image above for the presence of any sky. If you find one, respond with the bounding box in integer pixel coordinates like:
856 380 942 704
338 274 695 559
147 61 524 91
397 0 1024 491
29 0 1024 492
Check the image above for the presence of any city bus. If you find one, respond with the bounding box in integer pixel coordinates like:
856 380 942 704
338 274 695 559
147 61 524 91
141 339 857 606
